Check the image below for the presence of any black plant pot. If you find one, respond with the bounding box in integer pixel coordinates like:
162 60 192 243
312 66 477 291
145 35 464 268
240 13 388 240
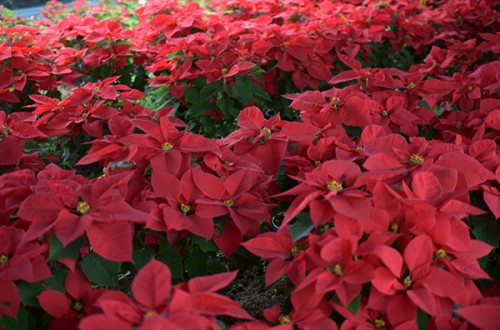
0 0 73 10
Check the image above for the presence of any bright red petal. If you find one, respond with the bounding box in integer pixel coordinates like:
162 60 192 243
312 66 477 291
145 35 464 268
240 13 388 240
131 259 172 309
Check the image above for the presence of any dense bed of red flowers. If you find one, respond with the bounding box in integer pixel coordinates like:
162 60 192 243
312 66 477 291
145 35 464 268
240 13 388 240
0 0 499 329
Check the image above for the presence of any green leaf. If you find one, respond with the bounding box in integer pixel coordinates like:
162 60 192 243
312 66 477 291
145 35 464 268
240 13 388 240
473 221 500 248
108 161 136 171
157 241 184 280
433 106 445 118
206 258 229 274
17 282 45 307
235 76 255 103
216 97 236 117
185 250 209 278
342 124 362 139
251 83 271 101
191 235 219 253
44 267 68 293
48 235 86 261
290 213 314 242
418 100 431 110
250 67 266 81
81 252 121 288
132 246 155 270
347 294 361 313
229 246 261 266
417 308 430 330
0 308 36 330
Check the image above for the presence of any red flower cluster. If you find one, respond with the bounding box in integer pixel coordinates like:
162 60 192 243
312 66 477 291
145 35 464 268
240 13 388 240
0 0 499 329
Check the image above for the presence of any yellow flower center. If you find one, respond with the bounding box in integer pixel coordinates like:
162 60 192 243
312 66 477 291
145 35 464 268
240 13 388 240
407 82 416 89
179 203 191 215
314 160 321 167
144 311 156 318
390 223 399 233
290 243 305 257
0 254 8 265
73 301 83 312
329 264 343 277
162 142 173 151
435 248 446 259
261 127 272 139
331 96 341 104
278 314 291 324
403 275 412 287
409 154 424 165
381 110 388 117
327 180 343 192
77 201 90 215
224 160 234 167
223 199 234 207
374 318 386 328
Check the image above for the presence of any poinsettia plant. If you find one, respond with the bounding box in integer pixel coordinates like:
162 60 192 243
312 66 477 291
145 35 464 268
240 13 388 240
0 0 499 329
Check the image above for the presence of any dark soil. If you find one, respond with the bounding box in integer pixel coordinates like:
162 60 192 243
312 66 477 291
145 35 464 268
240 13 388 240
219 265 290 327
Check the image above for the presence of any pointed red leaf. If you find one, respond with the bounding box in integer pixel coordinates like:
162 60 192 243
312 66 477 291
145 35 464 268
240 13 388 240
37 290 70 318
455 303 500 330
188 271 238 293
238 106 264 131
132 259 172 309
86 221 133 262
242 233 294 259
407 288 436 316
404 235 432 272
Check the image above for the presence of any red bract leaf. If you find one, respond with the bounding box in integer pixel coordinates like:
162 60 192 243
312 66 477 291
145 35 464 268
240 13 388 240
406 288 436 316
225 169 252 198
8 121 47 139
192 167 224 199
287 91 325 112
422 79 460 94
387 295 417 327
266 259 293 287
17 194 62 222
70 88 92 106
363 153 402 170
411 172 443 202
79 314 132 330
65 269 92 299
435 152 494 188
0 279 21 318
37 290 70 318
189 292 253 319
77 144 122 165
422 267 464 301
340 96 372 126
242 233 294 259
371 245 403 277
151 170 181 201
131 259 171 309
404 235 432 272
484 188 500 218
86 221 133 262
372 267 403 295
187 271 238 293
455 303 500 330
179 133 220 154
337 52 362 71
0 135 24 165
237 106 265 131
